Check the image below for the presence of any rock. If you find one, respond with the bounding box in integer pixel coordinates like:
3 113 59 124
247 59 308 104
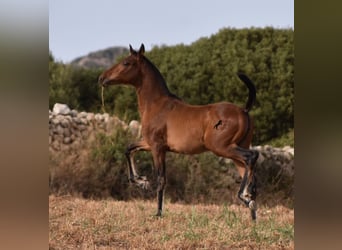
51 118 59 125
98 123 106 130
256 152 265 164
78 111 88 118
78 125 87 131
86 113 95 121
70 134 76 141
73 117 82 125
51 140 60 151
128 120 141 138
56 125 64 135
283 146 294 155
52 134 63 143
60 144 70 151
53 103 71 115
253 145 263 151
71 129 81 138
94 113 103 122
80 118 88 125
70 109 78 117
63 128 71 137
103 113 110 123
63 137 72 144
60 119 70 128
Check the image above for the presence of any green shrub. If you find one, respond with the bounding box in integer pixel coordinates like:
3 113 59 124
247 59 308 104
49 127 293 207
267 129 294 147
49 27 293 145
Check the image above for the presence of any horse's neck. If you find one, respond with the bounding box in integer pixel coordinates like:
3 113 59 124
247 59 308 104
136 62 173 117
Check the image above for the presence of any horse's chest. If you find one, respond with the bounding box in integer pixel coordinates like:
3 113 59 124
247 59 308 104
141 123 167 146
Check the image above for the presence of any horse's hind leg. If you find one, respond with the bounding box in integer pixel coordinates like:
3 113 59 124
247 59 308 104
238 168 257 220
125 140 151 190
215 144 259 220
233 148 258 195
235 146 258 220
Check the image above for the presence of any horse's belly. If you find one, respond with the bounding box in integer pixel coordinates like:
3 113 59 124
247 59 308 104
167 131 207 154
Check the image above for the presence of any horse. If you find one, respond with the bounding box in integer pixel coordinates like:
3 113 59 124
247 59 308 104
98 44 259 220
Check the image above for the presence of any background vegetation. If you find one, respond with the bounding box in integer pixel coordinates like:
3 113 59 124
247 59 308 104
49 27 294 146
49 27 294 205
49 127 294 208
49 25 294 250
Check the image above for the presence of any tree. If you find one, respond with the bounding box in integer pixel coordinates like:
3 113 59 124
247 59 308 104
49 27 294 145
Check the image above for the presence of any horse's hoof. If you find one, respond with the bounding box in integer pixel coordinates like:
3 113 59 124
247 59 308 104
138 175 147 181
136 179 150 190
248 200 257 210
248 200 257 221
142 181 150 190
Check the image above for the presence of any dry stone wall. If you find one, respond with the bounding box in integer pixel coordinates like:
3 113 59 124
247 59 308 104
49 103 140 153
49 103 294 202
49 103 294 176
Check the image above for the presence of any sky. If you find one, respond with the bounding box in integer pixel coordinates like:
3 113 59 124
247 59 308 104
49 0 293 63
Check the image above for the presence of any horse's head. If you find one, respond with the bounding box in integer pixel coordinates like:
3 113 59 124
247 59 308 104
98 44 145 87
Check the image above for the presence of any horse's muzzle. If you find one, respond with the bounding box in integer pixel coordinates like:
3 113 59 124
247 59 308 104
98 75 107 86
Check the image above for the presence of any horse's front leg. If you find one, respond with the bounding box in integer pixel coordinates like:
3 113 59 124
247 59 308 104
151 149 166 217
125 140 151 190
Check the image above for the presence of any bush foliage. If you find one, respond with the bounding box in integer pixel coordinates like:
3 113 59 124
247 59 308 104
49 127 293 207
50 27 294 205
49 27 293 145
49 27 294 204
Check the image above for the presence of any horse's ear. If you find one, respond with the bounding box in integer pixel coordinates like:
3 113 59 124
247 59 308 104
129 44 136 55
138 44 145 55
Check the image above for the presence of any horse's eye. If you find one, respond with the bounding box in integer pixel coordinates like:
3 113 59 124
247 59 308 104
123 61 130 66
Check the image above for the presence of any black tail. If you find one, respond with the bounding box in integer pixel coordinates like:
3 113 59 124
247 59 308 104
237 73 257 113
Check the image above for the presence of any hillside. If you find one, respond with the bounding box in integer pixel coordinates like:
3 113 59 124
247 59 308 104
70 46 128 69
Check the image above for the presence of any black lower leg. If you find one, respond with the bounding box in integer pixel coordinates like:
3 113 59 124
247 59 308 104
248 174 257 200
235 147 259 167
156 190 164 216
238 171 250 206
233 147 258 221
156 176 165 216
238 173 257 220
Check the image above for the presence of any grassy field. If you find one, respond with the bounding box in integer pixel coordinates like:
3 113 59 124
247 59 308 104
49 195 294 249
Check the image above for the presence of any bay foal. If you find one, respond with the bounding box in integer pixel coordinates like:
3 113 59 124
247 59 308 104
98 44 259 220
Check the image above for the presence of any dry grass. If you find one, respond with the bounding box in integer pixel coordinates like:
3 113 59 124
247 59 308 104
49 195 293 249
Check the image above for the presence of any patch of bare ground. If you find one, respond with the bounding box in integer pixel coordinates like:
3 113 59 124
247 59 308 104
49 195 293 249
